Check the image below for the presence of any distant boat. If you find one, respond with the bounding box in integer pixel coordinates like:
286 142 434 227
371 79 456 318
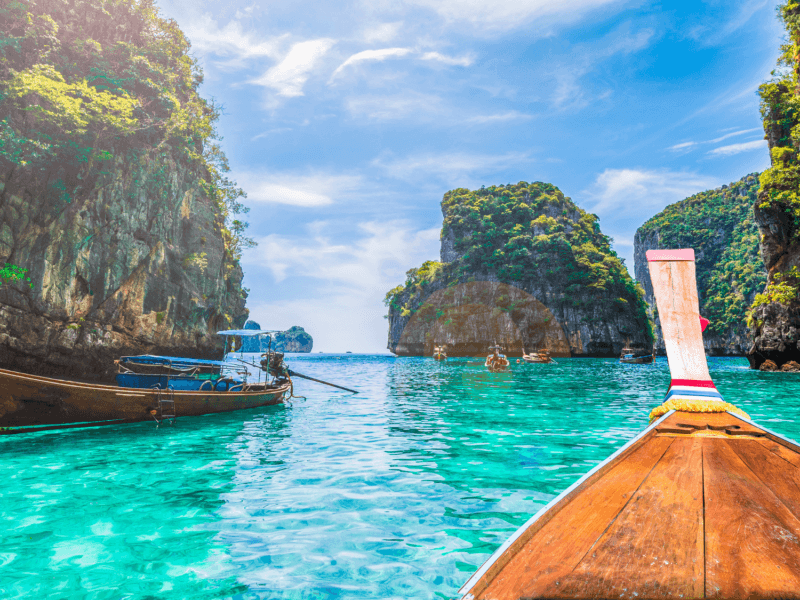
485 344 509 371
619 341 654 364
522 348 554 364
433 345 447 361
458 248 800 599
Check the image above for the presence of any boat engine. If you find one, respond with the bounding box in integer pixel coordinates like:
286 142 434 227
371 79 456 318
260 352 289 379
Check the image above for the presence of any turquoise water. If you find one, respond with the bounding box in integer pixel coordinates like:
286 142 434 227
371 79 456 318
2 355 799 599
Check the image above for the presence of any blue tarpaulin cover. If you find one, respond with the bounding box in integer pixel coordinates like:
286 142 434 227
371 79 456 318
118 355 228 368
217 329 278 337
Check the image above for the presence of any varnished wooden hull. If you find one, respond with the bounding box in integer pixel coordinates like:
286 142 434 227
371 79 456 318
522 357 553 363
619 355 654 364
0 367 290 428
459 409 800 599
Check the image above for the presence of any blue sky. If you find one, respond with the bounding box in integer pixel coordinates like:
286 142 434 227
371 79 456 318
158 0 779 353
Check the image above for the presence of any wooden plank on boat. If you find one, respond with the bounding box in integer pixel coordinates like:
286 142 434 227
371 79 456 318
704 439 800 595
473 436 674 600
543 436 704 599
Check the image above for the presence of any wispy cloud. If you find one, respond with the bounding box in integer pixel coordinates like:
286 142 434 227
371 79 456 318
181 13 285 67
466 111 534 124
668 128 762 152
362 22 404 44
345 92 444 120
420 51 473 66
235 172 362 207
251 39 336 97
330 47 413 80
372 150 533 185
708 139 768 157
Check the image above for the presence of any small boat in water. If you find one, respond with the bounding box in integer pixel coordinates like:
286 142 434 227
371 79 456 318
458 248 800 599
522 348 554 364
433 345 448 361
619 342 654 364
0 329 291 432
485 344 510 372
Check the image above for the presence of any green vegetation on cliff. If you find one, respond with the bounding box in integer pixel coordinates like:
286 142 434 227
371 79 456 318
0 0 253 259
638 175 766 337
386 181 652 342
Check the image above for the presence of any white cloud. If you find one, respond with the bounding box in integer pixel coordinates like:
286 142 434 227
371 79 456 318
584 168 719 217
181 13 285 66
345 92 444 120
466 111 534 124
708 139 768 157
404 0 623 31
420 51 474 66
667 141 698 151
235 172 362 207
362 22 404 43
372 150 532 185
330 47 413 80
251 39 336 97
668 128 763 152
243 222 441 352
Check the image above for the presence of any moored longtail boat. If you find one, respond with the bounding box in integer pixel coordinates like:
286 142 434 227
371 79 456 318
0 368 291 431
433 345 448 361
458 248 800 599
485 344 510 372
522 348 554 364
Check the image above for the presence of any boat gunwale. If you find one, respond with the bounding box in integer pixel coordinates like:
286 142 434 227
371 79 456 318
0 367 291 398
457 409 677 599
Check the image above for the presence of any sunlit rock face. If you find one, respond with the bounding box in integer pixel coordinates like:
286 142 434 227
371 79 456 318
394 282 572 357
386 182 653 357
0 155 248 380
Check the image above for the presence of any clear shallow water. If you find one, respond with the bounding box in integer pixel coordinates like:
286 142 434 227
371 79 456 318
2 355 800 599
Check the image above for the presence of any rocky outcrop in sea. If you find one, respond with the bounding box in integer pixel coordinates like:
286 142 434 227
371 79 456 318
385 182 653 357
633 174 765 356
239 321 314 353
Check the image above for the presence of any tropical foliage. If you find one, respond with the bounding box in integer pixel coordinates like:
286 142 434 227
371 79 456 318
0 263 32 288
386 181 652 341
0 0 253 257
638 175 766 337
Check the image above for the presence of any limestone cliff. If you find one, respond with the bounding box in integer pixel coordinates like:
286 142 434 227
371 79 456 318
746 1 800 369
634 174 765 356
385 182 653 357
0 0 250 379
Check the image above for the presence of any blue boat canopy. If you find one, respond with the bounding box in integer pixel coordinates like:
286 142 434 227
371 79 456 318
118 355 228 368
217 329 278 337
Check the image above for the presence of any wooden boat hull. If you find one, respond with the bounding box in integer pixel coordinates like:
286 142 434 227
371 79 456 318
619 355 654 364
0 367 290 428
458 409 800 599
522 357 553 364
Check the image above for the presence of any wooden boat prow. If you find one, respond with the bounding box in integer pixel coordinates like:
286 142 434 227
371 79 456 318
459 248 800 599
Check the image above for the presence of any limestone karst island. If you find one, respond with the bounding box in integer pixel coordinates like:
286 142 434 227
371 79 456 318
3 0 800 599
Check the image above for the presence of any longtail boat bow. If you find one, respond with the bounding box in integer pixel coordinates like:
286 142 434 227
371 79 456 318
458 248 800 600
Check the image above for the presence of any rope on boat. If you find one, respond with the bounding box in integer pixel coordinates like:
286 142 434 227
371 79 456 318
649 398 749 423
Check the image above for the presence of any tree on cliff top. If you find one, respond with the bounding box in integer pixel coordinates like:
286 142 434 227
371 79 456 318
0 0 253 258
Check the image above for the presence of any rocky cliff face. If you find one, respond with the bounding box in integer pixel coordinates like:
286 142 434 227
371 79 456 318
0 151 248 379
746 2 800 369
386 182 653 357
0 0 249 379
633 174 765 356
